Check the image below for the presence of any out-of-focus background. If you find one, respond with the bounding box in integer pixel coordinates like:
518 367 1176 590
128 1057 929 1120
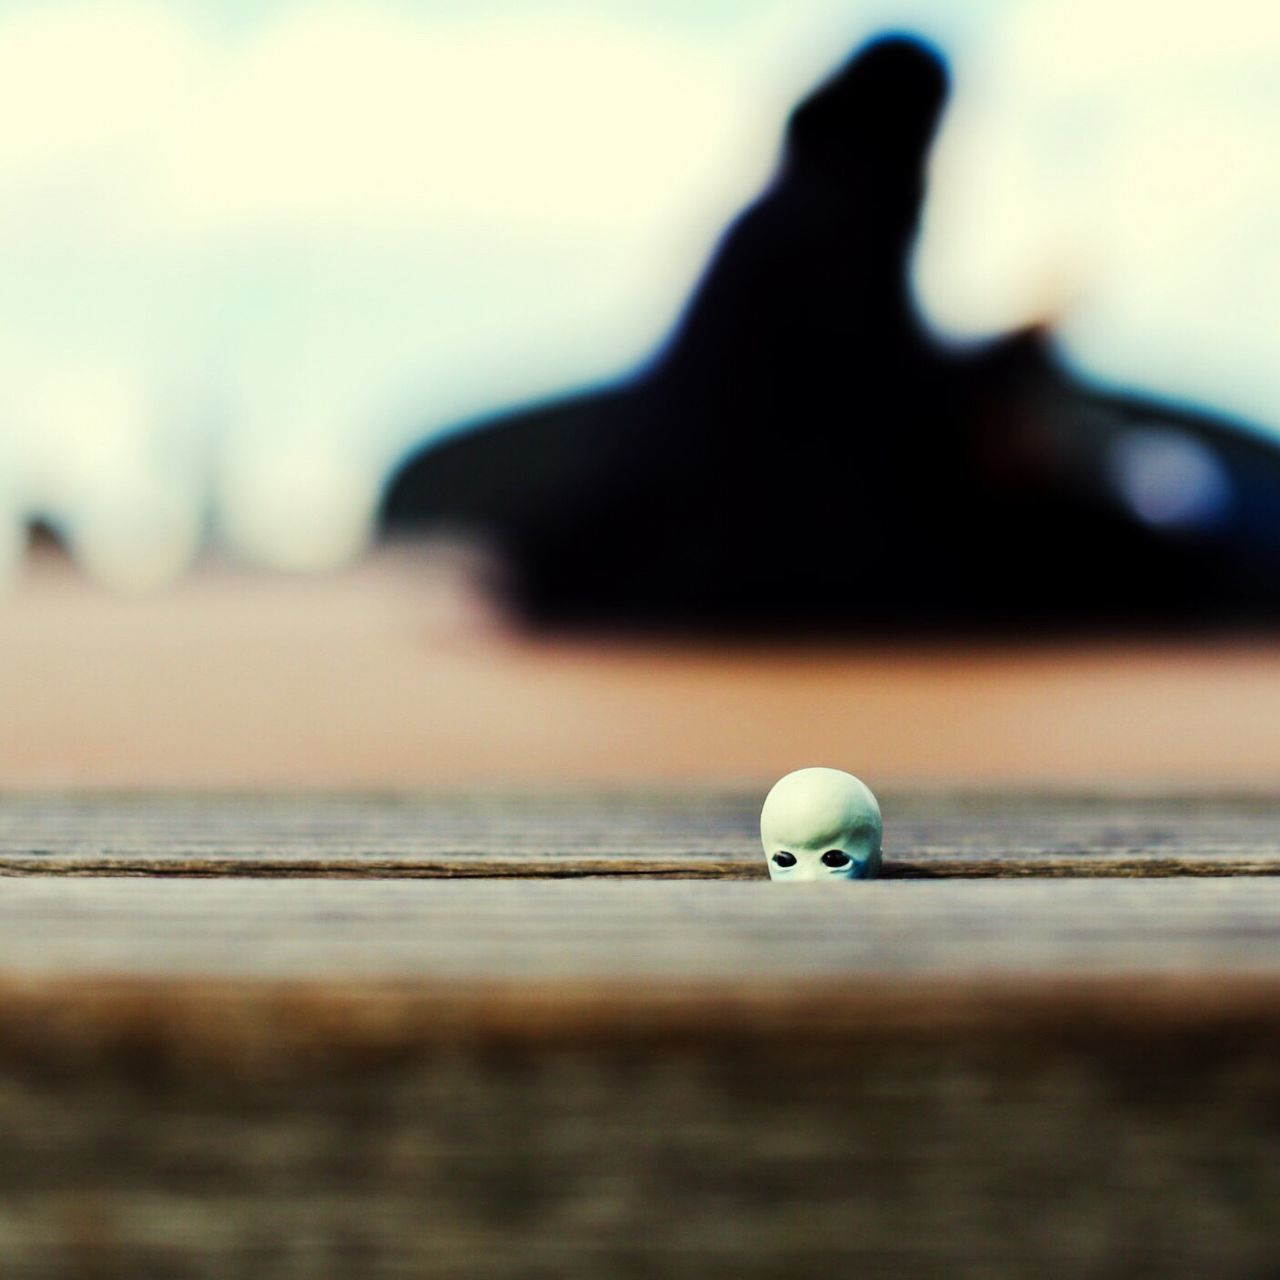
6 0 1280 787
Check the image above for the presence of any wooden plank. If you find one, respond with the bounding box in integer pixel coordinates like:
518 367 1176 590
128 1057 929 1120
1 792 1278 1275
2 791 1280 877
1 876 1278 981
0 877 1279 1276
0 983 1276 1280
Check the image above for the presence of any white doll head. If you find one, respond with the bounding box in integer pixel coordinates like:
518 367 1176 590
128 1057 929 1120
761 767 882 881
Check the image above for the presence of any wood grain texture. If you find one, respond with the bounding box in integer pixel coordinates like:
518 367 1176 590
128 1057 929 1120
3 796 1280 1276
1 997 1276 1280
2 876 1280 980
0 877 1278 1278
3 791 1280 877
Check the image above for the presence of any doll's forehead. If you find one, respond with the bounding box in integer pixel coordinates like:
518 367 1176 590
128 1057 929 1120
763 811 877 850
760 768 881 852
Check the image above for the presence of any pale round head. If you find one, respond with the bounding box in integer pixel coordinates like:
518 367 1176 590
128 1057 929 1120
760 767 882 882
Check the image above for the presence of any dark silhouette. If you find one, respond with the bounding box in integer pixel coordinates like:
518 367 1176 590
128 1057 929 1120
383 34 1280 632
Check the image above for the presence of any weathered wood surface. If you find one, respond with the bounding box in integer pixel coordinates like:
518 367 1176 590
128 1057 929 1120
0 877 1279 1278
3 974 1277 1280
4 791 1280 877
2 876 1280 980
4 797 1280 1277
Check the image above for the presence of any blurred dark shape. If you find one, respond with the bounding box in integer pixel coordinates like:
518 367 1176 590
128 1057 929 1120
382 34 1280 632
27 518 69 557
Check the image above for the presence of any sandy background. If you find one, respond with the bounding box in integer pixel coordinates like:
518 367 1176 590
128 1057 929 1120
2 546 1277 790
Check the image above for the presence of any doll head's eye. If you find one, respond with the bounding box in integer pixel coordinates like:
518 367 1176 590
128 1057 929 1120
821 849 851 868
772 851 797 868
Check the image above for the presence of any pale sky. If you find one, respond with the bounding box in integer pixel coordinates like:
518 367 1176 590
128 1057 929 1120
0 0 1274 586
